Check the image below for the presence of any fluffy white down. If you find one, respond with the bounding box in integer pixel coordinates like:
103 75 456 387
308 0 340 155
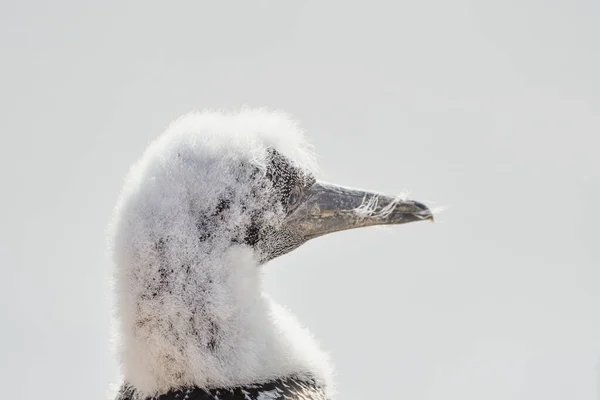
109 109 333 397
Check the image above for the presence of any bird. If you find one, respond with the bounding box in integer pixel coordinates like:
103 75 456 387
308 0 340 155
108 108 433 400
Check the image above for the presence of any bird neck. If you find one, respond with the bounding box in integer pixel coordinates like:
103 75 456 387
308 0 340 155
115 246 333 397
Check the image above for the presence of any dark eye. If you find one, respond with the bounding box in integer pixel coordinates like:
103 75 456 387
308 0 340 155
287 185 301 208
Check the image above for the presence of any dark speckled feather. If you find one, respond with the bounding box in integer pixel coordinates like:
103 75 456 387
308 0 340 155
116 376 328 400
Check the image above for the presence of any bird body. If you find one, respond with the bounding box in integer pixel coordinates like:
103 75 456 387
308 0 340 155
109 109 432 399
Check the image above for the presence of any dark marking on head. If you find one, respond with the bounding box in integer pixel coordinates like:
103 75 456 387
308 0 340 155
265 148 306 206
139 238 173 300
207 320 219 351
214 198 230 215
238 149 315 261
243 211 262 246
196 216 212 242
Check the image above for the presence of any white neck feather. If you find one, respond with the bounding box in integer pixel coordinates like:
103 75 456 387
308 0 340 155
114 247 332 397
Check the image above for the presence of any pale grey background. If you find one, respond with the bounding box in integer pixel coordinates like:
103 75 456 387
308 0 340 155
1 1 599 399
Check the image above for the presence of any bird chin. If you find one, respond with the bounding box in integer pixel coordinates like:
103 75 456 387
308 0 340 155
255 234 307 264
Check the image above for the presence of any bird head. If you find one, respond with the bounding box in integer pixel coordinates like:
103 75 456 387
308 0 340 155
109 109 432 395
114 109 431 269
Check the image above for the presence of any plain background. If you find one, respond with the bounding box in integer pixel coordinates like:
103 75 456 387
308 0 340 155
1 1 599 399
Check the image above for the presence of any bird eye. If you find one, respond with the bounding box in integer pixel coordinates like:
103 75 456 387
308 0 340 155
287 185 302 208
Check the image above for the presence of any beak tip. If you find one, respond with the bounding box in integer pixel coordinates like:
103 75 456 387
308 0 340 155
412 201 434 223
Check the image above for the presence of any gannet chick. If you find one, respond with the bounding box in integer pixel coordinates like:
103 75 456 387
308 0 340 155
109 109 432 400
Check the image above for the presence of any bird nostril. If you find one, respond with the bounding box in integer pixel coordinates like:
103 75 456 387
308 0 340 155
413 201 429 211
310 203 321 216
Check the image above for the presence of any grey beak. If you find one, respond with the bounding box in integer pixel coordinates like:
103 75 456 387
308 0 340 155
283 181 433 240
